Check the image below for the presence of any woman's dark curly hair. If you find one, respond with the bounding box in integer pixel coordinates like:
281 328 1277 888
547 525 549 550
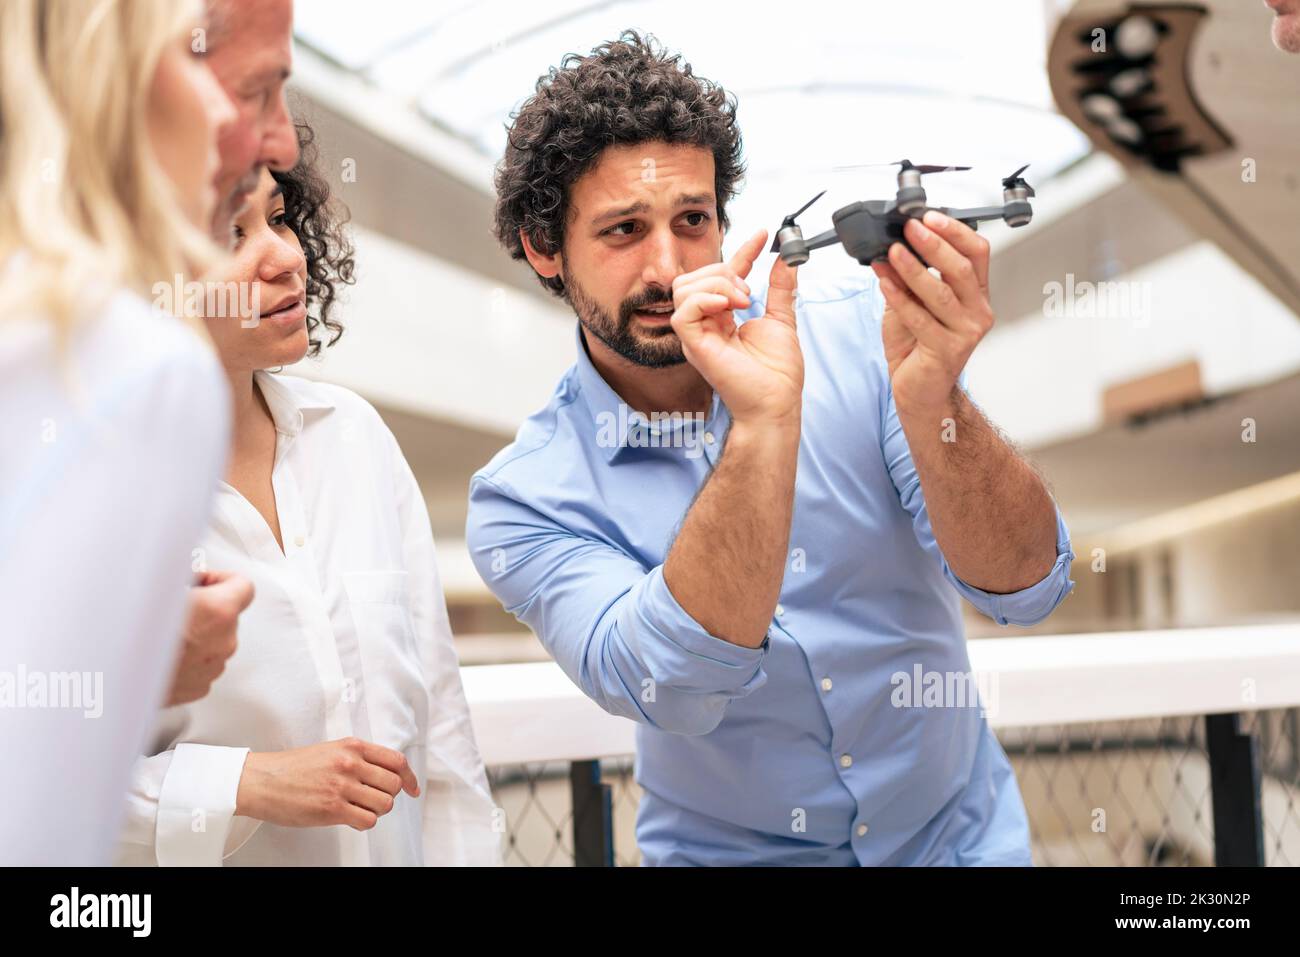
493 30 746 297
272 123 354 356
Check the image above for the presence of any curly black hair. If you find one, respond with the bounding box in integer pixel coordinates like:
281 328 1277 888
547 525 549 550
272 123 354 356
493 30 746 297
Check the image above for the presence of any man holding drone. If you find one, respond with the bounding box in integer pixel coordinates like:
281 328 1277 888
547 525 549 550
468 31 1075 865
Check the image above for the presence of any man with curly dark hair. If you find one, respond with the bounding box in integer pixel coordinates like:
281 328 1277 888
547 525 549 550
470 31 1076 866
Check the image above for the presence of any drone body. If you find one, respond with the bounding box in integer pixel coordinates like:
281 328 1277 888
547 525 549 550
772 160 1036 267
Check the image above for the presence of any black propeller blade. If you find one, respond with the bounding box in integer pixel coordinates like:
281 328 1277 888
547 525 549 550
1001 163 1035 196
899 159 972 174
770 190 826 252
894 159 971 174
833 160 972 174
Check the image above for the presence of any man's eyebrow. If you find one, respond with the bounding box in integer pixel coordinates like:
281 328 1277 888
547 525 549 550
241 64 291 91
592 201 649 225
270 183 284 199
590 193 717 225
676 192 715 208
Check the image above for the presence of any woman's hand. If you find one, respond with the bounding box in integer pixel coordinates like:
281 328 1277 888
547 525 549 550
166 570 254 706
235 737 420 831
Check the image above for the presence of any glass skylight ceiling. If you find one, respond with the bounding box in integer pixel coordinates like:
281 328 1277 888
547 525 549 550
296 0 1091 274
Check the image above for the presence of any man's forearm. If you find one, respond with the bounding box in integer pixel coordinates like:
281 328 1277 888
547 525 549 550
895 387 1057 593
663 417 800 648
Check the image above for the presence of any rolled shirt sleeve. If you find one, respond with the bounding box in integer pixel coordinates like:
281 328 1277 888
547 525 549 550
619 565 770 695
942 505 1076 626
467 475 768 736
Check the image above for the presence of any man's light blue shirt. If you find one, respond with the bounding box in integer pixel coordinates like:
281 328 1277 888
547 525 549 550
467 272 1075 865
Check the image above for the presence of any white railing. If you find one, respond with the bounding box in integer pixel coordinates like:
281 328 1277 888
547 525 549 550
461 623 1300 765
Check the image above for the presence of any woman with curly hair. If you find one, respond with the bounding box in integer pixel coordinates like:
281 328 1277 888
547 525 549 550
117 126 499 867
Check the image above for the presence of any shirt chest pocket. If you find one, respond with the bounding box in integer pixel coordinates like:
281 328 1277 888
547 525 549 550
342 570 429 760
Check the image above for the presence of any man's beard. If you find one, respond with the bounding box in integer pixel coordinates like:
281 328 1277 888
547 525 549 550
562 264 686 368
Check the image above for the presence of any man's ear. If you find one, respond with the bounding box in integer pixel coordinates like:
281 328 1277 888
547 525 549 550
519 228 562 281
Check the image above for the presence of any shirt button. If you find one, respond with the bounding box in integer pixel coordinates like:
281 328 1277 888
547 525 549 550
294 534 305 548
775 604 785 617
839 754 853 769
821 677 833 692
703 431 715 445
857 823 869 837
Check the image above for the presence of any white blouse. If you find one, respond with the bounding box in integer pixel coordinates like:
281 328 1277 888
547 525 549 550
0 291 230 865
116 372 499 866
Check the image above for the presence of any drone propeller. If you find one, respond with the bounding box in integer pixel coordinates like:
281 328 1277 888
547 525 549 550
892 159 971 175
832 159 971 175
770 190 826 252
1001 164 1036 196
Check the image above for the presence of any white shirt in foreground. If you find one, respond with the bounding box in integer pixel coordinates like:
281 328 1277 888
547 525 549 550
117 372 500 866
0 292 230 865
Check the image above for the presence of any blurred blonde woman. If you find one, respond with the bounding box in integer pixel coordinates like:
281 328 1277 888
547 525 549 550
0 0 237 864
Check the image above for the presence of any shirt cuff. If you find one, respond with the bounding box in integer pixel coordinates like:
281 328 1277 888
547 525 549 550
155 743 257 866
618 565 769 696
947 507 1076 627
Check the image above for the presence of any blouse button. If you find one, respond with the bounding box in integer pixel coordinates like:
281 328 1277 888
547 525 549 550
294 534 305 548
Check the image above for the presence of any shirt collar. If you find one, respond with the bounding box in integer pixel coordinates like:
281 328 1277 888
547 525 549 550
572 324 725 464
253 370 336 441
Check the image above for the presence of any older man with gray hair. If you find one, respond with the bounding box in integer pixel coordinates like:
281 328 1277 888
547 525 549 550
163 0 302 712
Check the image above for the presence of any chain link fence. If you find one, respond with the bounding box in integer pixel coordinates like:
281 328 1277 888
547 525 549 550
485 707 1300 866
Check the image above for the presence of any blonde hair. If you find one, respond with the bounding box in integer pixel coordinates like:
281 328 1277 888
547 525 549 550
0 0 222 346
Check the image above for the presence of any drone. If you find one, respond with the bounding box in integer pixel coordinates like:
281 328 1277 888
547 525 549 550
771 160 1036 267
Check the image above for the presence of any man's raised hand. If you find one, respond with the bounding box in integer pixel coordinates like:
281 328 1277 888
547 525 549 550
669 229 802 426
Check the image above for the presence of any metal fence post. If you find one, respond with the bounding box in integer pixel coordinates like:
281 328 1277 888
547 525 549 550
1204 712 1265 867
570 759 614 867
